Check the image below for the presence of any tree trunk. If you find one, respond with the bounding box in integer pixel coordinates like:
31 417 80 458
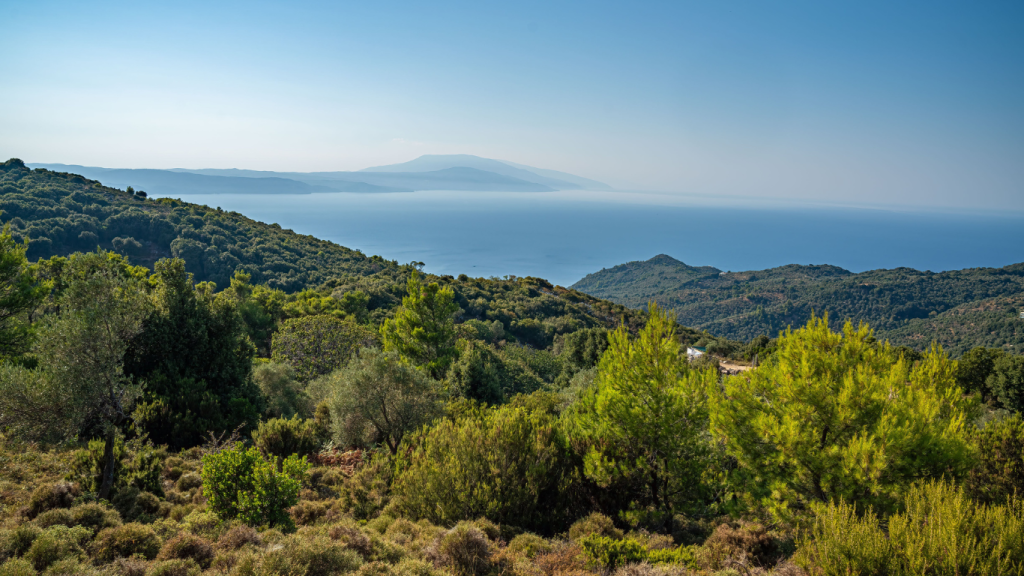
98 428 117 500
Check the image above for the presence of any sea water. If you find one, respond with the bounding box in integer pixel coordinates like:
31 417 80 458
158 190 1024 288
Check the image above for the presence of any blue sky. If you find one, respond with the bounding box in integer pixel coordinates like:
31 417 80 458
2 0 1022 209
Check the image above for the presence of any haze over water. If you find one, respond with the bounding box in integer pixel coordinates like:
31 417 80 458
161 191 1024 288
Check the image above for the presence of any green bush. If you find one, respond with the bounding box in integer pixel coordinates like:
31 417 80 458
24 525 90 572
25 484 78 520
507 533 552 559
175 473 202 492
201 442 308 529
0 558 35 576
568 513 624 541
579 535 695 570
256 536 363 576
157 533 214 569
90 523 162 563
32 510 73 530
67 438 165 498
67 503 122 534
111 487 161 522
0 525 40 562
35 503 121 535
251 416 320 464
216 525 261 551
326 347 442 454
796 480 1024 575
425 523 494 576
340 452 393 521
394 403 580 532
579 536 648 569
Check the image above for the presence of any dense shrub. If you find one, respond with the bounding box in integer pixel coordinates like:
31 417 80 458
201 442 308 529
579 536 695 570
394 402 580 532
91 523 162 562
66 503 122 534
252 415 321 464
111 487 161 522
257 535 363 576
446 340 542 404
126 258 262 449
175 473 203 492
216 525 261 551
425 522 495 576
34 503 121 534
694 521 784 571
254 361 311 419
796 481 1024 575
25 483 78 519
0 558 36 576
990 353 1024 413
507 533 553 559
568 513 624 542
0 525 40 561
24 525 90 571
157 533 215 568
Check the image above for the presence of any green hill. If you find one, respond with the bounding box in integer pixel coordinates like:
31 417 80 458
1 159 727 351
572 254 1024 356
1 158 393 291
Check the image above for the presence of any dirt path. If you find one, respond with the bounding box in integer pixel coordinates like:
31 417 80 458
719 360 752 373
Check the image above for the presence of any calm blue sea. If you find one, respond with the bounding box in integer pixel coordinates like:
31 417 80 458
160 190 1024 288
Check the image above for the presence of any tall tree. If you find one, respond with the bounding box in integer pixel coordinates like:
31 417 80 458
0 252 150 498
708 314 975 520
126 258 262 448
0 222 48 358
380 273 460 379
272 315 374 383
567 304 718 522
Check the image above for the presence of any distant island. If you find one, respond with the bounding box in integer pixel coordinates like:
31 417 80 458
28 154 612 197
572 254 1024 357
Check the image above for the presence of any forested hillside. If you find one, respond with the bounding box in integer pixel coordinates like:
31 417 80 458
0 159 393 291
1 160 1024 576
573 254 1024 356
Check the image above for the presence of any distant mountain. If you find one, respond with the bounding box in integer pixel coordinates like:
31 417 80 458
344 167 554 192
29 164 406 195
30 153 600 195
572 254 1024 356
360 154 612 190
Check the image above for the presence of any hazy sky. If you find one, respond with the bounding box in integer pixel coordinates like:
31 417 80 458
2 1 1022 210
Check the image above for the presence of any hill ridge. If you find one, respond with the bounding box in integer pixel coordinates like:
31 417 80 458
571 253 1024 356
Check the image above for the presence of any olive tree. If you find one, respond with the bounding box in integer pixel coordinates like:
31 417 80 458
0 252 151 499
323 348 441 454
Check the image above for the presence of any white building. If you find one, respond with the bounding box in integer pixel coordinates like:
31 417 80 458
686 346 706 359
